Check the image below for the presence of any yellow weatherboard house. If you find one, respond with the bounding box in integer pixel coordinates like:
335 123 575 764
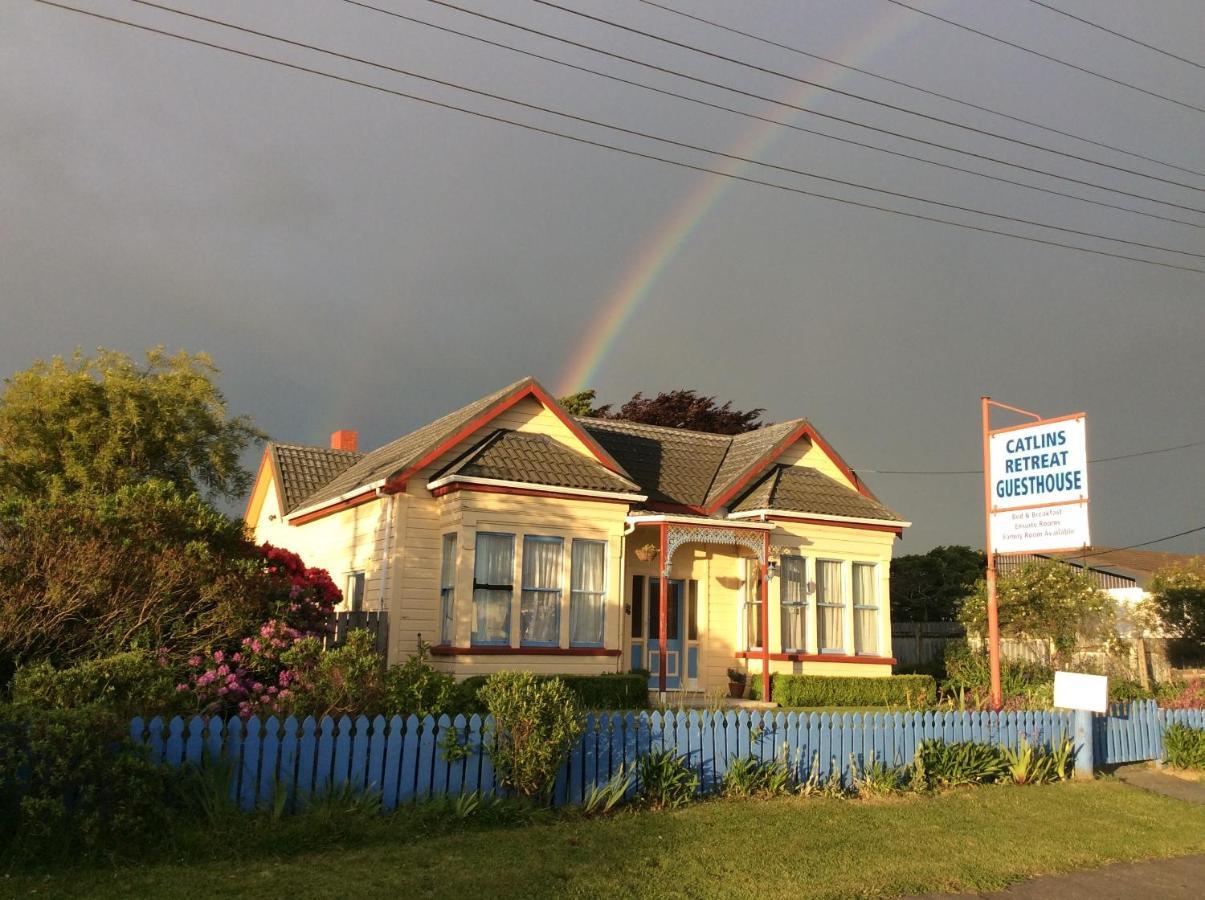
246 378 910 699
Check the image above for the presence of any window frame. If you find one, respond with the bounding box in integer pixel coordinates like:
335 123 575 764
345 570 366 613
439 533 457 645
472 531 515 647
852 561 880 656
569 538 607 648
744 559 764 651
519 534 564 648
779 554 807 654
815 558 846 654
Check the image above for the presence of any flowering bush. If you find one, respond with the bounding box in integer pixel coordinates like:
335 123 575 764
179 620 304 719
258 543 340 634
1160 678 1205 710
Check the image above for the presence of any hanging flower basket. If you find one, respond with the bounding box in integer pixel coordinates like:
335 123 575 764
634 543 660 562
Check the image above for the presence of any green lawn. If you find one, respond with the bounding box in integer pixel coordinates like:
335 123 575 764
8 781 1204 899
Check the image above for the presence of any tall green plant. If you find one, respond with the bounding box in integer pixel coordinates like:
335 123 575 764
479 672 583 799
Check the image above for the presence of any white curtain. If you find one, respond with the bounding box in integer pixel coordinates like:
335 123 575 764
745 560 763 650
473 532 513 643
440 533 457 643
570 540 606 645
853 563 879 655
817 560 843 651
780 555 806 652
521 536 562 644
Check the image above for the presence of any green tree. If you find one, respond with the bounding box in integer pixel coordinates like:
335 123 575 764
890 545 985 622
1148 557 1205 644
0 347 264 502
958 559 1116 657
558 389 598 416
0 481 269 666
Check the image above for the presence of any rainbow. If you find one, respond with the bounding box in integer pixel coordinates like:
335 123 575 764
556 3 929 395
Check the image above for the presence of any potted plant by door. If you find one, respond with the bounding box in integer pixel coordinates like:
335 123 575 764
726 668 747 699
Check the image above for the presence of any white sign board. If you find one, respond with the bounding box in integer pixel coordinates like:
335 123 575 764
988 415 1089 552
989 416 1088 511
1053 670 1108 713
991 503 1091 554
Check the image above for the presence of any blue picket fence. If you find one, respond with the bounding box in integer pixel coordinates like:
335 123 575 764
130 701 1202 812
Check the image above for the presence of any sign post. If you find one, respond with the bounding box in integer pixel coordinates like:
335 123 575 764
981 397 1090 710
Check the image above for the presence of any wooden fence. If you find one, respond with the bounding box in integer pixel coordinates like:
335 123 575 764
322 610 388 654
129 702 1202 812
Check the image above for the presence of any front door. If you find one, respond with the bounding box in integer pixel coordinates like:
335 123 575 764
646 578 684 690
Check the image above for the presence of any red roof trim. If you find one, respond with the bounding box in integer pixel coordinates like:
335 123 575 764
381 381 632 495
431 482 634 505
288 488 378 526
704 421 812 515
802 423 878 501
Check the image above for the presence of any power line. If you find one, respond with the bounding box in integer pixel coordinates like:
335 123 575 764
856 438 1205 475
526 0 1205 193
114 0 1205 262
423 0 1205 219
1073 526 1205 558
341 0 1202 230
883 0 1205 115
636 0 1205 181
1019 0 1205 72
28 0 1205 276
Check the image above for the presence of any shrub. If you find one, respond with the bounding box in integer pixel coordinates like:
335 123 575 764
1159 678 1205 710
941 641 1053 710
0 705 174 857
749 674 936 708
284 630 388 719
456 671 647 712
479 672 583 799
636 747 698 809
1000 737 1073 785
911 740 1008 789
850 753 905 797
721 754 792 799
384 642 458 719
1148 558 1205 645
1163 724 1205 769
10 651 184 719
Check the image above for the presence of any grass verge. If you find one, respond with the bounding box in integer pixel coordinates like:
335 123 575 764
5 780 1203 899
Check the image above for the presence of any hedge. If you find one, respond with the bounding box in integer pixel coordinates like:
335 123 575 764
457 672 648 712
749 673 936 708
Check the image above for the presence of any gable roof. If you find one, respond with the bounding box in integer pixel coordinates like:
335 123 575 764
271 443 363 514
431 429 643 495
577 417 731 507
289 377 632 515
702 419 808 509
729 465 903 522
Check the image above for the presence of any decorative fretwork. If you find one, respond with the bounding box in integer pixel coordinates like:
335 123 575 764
662 524 766 575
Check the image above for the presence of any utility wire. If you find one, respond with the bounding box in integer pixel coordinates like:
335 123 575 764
636 0 1205 181
423 0 1205 219
1072 526 1205 559
883 0 1205 115
116 0 1205 262
29 0 1205 276
1019 0 1205 72
855 439 1205 475
527 0 1205 193
340 0 1201 230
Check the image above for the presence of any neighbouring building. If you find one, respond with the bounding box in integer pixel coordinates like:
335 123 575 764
246 377 909 698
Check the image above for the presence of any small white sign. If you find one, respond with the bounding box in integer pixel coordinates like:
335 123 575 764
1053 670 1108 713
990 502 1091 553
989 417 1088 512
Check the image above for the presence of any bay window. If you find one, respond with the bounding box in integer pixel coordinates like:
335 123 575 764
816 559 844 653
439 534 456 644
472 532 514 645
569 539 607 646
780 555 807 653
853 562 880 655
520 535 563 646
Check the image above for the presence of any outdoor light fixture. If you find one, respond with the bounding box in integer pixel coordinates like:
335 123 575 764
766 560 779 580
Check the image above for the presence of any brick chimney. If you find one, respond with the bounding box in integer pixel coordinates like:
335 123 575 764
330 429 358 453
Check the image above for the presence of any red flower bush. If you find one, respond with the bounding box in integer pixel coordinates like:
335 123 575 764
1162 678 1205 710
259 543 340 635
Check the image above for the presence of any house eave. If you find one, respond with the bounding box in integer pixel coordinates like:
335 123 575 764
426 474 647 503
727 509 911 529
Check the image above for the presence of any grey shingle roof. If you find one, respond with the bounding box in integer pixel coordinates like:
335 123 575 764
577 417 731 507
434 430 642 494
730 465 903 522
703 419 805 508
295 377 537 509
272 444 362 513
